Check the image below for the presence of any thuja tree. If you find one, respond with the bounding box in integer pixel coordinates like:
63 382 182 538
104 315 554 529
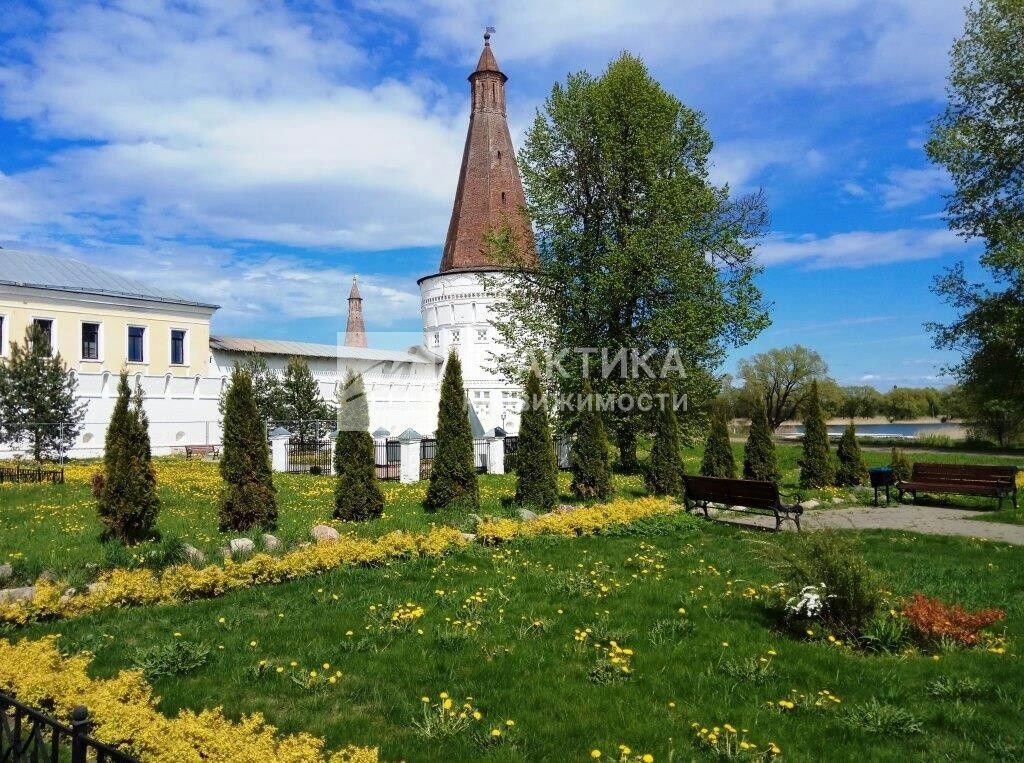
0 324 86 460
835 421 869 486
334 371 384 521
743 395 779 482
570 380 613 500
799 380 834 488
281 356 333 445
645 386 685 496
700 403 736 478
219 365 277 531
890 447 912 482
425 351 479 512
515 368 559 510
97 371 159 543
484 53 769 463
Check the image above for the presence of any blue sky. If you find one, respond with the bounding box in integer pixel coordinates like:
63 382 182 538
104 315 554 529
0 0 978 389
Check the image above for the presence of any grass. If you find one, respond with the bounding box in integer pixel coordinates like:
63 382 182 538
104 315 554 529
11 519 1024 761
1 443 1022 587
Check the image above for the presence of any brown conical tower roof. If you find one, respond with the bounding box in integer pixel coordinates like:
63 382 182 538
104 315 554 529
438 33 536 273
344 276 367 348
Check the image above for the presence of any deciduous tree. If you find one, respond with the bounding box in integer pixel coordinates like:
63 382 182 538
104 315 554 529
737 346 830 430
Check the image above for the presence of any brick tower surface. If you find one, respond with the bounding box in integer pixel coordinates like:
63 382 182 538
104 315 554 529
344 276 367 348
439 32 537 272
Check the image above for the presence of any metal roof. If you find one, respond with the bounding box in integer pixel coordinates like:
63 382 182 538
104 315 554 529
210 335 440 364
0 249 218 308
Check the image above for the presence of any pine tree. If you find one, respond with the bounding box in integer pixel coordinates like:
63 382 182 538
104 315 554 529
514 369 559 510
424 351 479 512
836 421 869 486
0 324 87 460
743 395 779 482
700 403 736 478
890 447 912 482
645 385 685 495
570 379 613 500
799 380 835 488
97 371 159 543
281 356 332 446
333 371 385 521
219 365 278 531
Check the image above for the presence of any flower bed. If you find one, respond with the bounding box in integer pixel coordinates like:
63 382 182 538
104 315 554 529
0 636 376 763
476 497 681 542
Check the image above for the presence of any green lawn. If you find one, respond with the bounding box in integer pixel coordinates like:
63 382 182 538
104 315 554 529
14 519 1024 762
2 444 1021 588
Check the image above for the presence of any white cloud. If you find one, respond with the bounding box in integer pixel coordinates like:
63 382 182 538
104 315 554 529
880 166 951 208
757 227 970 268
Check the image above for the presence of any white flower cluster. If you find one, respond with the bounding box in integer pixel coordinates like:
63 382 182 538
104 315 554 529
785 583 833 619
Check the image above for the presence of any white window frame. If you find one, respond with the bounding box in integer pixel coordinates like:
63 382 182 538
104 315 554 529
169 327 189 366
30 315 57 357
126 324 148 364
79 320 103 363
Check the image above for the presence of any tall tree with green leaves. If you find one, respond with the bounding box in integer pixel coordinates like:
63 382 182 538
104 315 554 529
700 403 736 478
333 371 384 521
645 385 685 496
424 351 479 512
280 356 332 445
835 422 869 486
799 380 834 489
222 351 284 423
0 324 87 460
570 380 614 500
97 371 160 543
737 345 831 430
219 365 278 531
926 0 1024 445
743 395 779 482
514 369 559 510
484 53 769 460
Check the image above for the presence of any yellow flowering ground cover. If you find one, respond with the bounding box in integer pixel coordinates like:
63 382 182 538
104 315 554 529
0 636 376 762
476 497 678 542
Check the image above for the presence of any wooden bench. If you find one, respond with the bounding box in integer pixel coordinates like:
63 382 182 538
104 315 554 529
184 444 220 460
897 462 1018 510
682 475 803 531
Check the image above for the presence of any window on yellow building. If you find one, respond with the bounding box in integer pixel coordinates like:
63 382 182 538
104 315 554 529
171 329 186 365
32 318 53 354
128 325 145 363
82 323 100 360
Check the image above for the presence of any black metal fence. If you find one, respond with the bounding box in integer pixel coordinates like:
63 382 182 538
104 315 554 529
287 439 333 476
375 438 401 481
419 438 436 479
503 436 519 473
0 465 65 484
0 694 138 763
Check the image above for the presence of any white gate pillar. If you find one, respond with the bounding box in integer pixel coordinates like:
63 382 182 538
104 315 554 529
269 427 290 473
485 429 505 475
397 429 422 484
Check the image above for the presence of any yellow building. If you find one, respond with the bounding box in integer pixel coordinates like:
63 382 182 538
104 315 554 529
0 249 217 376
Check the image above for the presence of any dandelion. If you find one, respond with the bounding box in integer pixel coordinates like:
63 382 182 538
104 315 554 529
591 750 601 759
491 729 502 738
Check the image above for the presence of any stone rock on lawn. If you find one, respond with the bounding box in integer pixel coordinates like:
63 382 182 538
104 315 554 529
799 499 820 510
229 538 255 555
312 525 340 543
0 563 12 582
460 532 477 543
518 509 538 521
832 496 843 504
37 570 56 583
554 504 578 514
87 581 107 596
0 586 35 604
183 544 206 564
262 534 282 552
60 587 76 603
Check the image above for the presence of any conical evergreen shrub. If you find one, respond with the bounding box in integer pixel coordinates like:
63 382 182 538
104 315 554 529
799 380 834 488
890 447 912 482
334 371 384 521
424 351 479 512
219 365 278 531
570 379 613 500
645 385 685 495
97 371 160 543
743 395 779 482
836 421 869 486
700 403 736 478
514 369 559 510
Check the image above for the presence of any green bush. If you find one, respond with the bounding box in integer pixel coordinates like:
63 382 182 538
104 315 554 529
645 385 685 496
700 403 735 479
514 369 559 510
219 365 278 531
890 447 912 482
835 422 869 486
799 380 834 488
97 371 160 544
570 379 613 500
743 395 779 482
334 371 385 521
781 530 882 635
424 351 479 512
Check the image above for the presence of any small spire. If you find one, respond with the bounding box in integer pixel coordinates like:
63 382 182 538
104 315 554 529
475 28 502 75
348 275 361 300
345 276 367 347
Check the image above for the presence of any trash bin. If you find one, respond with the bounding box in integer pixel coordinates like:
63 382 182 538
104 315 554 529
868 466 895 506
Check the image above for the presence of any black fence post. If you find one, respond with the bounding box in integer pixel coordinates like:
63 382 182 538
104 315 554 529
70 705 89 763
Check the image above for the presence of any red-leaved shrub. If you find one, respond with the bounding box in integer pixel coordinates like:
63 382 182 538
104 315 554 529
903 593 1005 646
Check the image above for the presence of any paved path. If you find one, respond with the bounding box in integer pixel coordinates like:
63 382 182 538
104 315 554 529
710 505 1024 545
